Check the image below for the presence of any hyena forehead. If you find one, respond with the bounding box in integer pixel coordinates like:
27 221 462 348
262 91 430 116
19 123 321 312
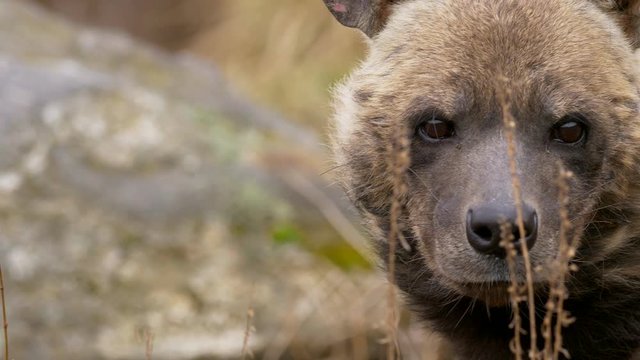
341 0 638 119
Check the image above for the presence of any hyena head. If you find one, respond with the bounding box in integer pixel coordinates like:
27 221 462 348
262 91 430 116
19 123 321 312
324 0 640 307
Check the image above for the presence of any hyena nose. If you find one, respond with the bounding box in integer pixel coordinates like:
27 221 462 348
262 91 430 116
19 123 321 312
466 204 538 257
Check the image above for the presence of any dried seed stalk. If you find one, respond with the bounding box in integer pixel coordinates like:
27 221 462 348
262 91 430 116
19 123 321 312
144 328 154 360
497 78 539 359
542 291 554 359
500 222 523 360
542 165 577 360
552 166 576 359
386 121 410 360
242 301 256 360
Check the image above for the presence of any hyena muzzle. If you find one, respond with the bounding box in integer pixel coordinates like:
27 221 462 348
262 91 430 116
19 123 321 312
322 0 640 358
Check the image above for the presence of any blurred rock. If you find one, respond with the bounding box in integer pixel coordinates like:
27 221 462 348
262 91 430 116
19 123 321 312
0 1 403 359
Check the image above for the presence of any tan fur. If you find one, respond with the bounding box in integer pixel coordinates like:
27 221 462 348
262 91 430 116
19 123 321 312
333 0 640 274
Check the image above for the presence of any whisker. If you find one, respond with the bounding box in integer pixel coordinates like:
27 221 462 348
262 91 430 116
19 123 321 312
455 298 475 329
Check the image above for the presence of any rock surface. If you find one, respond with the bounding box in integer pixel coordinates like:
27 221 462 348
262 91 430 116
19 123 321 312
0 1 416 359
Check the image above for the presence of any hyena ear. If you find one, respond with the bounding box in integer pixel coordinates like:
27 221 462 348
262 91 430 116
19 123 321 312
595 0 640 47
322 0 399 37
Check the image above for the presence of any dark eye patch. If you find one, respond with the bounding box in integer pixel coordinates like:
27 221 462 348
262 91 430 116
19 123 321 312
551 114 588 144
416 111 455 141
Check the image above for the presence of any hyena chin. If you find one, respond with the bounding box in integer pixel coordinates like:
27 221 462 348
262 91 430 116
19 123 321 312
323 0 640 358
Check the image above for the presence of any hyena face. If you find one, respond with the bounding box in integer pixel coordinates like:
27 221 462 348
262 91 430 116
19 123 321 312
326 0 640 306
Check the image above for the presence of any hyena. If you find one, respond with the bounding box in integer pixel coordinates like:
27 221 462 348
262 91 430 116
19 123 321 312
322 0 640 358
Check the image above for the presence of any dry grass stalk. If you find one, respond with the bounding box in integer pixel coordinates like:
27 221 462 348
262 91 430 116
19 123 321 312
351 329 369 360
0 265 7 360
499 222 523 360
281 170 375 262
350 297 369 360
539 165 577 360
385 121 410 360
497 77 539 359
242 298 256 360
144 328 154 360
542 297 553 359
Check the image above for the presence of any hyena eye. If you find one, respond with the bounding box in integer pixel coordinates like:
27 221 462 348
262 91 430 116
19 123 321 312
551 116 588 144
418 118 455 141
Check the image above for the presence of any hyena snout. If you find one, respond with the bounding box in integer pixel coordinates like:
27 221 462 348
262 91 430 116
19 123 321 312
466 203 538 257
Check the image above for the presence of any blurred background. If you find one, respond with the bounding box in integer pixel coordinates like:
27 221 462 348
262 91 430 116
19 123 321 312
33 0 366 130
0 0 438 358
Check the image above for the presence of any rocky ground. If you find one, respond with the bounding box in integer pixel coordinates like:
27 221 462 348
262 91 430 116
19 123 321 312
0 1 438 359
